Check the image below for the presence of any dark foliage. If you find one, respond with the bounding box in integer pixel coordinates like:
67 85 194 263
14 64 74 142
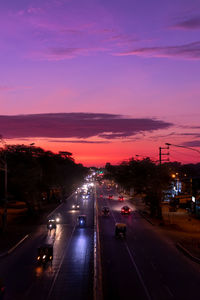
0 145 88 214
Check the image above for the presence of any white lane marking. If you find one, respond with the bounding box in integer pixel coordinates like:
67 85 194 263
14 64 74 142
94 184 103 300
46 193 74 219
125 243 152 300
47 225 76 299
7 234 29 254
163 284 174 298
104 193 152 300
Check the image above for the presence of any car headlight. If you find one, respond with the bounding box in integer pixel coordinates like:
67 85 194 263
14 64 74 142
72 205 75 208
43 255 46 259
56 218 60 222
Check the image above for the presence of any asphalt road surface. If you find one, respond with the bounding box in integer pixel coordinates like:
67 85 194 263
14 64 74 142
0 191 94 300
98 184 200 300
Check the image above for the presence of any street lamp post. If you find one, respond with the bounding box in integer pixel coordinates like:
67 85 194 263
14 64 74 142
165 143 200 155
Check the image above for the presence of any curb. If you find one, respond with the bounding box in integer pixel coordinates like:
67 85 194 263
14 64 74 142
0 234 29 258
176 242 200 264
138 210 155 226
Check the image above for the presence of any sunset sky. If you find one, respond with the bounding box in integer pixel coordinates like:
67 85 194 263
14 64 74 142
0 0 200 166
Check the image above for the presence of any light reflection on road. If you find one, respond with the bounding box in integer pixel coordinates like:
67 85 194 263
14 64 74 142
74 230 87 262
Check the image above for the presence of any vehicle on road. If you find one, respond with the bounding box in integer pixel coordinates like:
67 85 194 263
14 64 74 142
115 223 126 238
121 206 131 215
108 195 113 199
77 215 86 227
102 206 110 216
37 244 53 265
52 213 61 223
47 219 57 230
118 195 124 201
72 204 80 210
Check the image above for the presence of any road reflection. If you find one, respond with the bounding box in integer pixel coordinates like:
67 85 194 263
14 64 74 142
74 230 87 262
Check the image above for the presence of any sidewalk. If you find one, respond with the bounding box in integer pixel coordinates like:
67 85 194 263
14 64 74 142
0 202 61 255
131 196 200 261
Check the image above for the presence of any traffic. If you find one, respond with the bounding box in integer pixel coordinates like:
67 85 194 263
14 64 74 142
0 175 95 300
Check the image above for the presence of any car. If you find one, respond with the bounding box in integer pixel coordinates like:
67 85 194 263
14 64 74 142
53 213 61 223
72 204 80 210
121 206 131 215
118 195 124 201
47 219 57 230
37 244 53 265
102 206 110 216
108 195 113 199
77 215 86 227
115 223 126 238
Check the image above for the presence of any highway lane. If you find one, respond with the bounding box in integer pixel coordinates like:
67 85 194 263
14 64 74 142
0 190 94 300
97 184 200 300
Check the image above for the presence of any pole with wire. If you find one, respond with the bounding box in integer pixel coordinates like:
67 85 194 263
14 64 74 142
159 146 169 165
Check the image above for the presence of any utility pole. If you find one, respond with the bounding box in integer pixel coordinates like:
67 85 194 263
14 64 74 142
159 146 169 165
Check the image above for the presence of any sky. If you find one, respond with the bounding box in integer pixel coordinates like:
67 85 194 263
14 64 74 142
0 0 200 166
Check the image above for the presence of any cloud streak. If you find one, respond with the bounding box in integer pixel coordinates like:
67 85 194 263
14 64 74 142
182 140 200 147
0 113 172 140
49 139 109 144
116 41 200 60
173 16 200 30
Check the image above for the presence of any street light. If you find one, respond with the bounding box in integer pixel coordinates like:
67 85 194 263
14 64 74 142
165 143 200 154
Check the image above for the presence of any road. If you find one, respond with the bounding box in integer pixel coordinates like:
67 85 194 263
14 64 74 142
97 184 200 300
0 191 94 300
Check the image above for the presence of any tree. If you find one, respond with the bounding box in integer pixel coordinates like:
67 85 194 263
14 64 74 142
0 144 88 217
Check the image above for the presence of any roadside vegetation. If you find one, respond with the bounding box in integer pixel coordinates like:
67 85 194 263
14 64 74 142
105 159 200 219
0 144 88 217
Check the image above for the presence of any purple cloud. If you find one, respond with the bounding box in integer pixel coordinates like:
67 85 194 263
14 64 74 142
49 139 109 144
117 41 200 60
0 113 172 140
173 16 200 30
182 141 200 147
